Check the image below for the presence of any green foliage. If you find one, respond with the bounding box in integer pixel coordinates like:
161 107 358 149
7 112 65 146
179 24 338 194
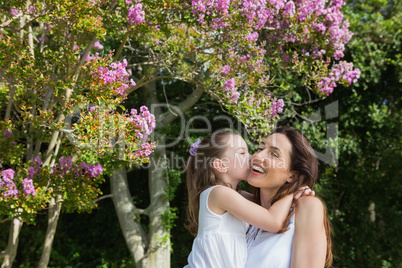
317 1 402 267
167 169 182 201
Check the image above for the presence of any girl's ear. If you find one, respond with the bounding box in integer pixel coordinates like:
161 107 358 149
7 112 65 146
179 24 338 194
213 158 227 173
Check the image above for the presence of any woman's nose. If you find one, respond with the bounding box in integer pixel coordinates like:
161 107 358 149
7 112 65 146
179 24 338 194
250 152 262 165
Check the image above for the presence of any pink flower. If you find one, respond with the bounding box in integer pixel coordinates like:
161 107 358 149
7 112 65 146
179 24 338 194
22 178 36 196
94 41 104 50
222 78 235 92
271 99 285 117
29 6 37 14
4 130 12 138
221 65 230 75
2 169 15 180
10 8 19 16
283 1 296 17
245 32 259 42
128 4 145 25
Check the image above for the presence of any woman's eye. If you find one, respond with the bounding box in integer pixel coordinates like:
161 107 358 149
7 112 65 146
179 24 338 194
257 147 264 151
270 152 279 158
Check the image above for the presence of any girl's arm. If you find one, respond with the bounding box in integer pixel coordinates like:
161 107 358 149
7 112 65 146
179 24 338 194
291 196 327 268
239 190 257 203
209 186 293 233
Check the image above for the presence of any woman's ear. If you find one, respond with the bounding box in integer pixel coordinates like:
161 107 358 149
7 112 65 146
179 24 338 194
213 158 227 173
287 171 298 183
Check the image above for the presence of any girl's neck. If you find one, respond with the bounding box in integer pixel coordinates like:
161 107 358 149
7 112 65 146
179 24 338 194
259 188 278 209
220 174 239 190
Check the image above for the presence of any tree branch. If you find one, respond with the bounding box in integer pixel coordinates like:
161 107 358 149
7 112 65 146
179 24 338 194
113 31 131 62
0 215 21 224
129 75 173 94
93 194 113 203
133 207 149 216
160 84 205 127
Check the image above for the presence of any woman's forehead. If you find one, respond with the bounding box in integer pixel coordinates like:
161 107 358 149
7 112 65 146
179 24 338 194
263 133 292 153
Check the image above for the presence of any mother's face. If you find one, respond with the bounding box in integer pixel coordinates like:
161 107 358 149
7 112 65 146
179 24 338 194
247 133 294 191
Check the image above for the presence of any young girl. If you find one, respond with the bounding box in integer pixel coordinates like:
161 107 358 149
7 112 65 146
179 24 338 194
184 130 311 268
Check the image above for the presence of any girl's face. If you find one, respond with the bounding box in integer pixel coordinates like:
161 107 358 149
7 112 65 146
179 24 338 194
220 134 250 182
247 133 293 191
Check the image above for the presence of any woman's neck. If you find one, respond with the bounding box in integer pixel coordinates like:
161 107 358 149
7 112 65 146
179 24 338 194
259 188 278 209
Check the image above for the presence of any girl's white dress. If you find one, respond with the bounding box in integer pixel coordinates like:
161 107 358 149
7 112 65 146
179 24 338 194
184 185 248 268
245 212 295 268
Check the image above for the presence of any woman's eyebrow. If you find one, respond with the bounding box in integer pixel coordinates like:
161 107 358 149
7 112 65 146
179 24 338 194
269 146 281 152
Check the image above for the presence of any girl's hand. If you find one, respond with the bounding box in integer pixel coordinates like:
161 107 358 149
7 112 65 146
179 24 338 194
294 186 315 201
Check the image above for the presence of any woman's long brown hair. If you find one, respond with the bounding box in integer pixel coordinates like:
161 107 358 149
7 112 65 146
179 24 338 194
185 130 236 237
251 126 333 267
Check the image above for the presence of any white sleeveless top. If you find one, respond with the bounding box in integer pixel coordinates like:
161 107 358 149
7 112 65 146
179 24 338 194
245 212 295 268
184 185 248 268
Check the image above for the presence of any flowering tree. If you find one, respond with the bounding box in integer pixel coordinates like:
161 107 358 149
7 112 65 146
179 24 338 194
1 0 359 267
0 1 155 267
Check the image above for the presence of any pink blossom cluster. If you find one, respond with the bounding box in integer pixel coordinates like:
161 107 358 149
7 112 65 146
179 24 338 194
92 59 134 95
29 5 36 14
191 0 230 24
10 8 19 16
4 130 13 138
86 52 100 61
210 18 228 29
317 77 337 96
80 162 104 178
221 65 230 75
318 61 361 95
130 105 156 139
271 98 284 117
189 0 353 64
94 41 104 50
221 78 240 104
241 0 274 30
0 157 40 199
245 32 259 42
128 1 145 25
136 142 153 158
22 156 40 196
51 156 103 179
190 0 272 30
58 156 73 175
0 169 20 198
283 1 296 17
25 157 41 197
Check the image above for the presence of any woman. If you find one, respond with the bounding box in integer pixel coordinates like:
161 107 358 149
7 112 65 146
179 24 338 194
246 126 332 268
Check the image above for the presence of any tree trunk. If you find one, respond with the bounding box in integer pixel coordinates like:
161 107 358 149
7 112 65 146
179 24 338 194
1 217 23 268
110 167 149 268
147 134 170 268
37 195 62 268
145 80 170 268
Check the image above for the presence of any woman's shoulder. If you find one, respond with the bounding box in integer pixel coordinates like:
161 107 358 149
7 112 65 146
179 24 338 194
294 196 325 229
296 196 324 210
